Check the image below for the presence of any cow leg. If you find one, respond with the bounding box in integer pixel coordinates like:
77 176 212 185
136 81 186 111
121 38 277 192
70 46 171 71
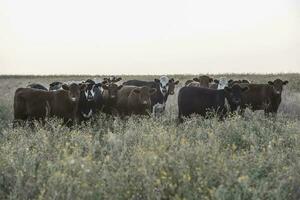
264 107 271 117
177 108 183 123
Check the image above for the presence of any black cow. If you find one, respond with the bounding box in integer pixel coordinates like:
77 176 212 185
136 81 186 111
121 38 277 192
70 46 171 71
239 79 288 116
77 80 104 121
178 85 248 122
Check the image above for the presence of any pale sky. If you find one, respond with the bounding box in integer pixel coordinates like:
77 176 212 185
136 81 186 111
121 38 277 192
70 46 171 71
0 0 299 75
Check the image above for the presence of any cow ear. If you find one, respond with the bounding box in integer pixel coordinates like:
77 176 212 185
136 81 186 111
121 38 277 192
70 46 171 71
169 78 174 82
154 79 160 83
283 80 289 85
228 79 233 84
224 87 231 92
193 78 199 82
174 80 179 85
214 79 219 84
242 87 249 92
62 84 69 90
150 88 157 95
209 78 213 82
118 85 123 90
102 84 109 90
268 81 274 85
133 89 140 94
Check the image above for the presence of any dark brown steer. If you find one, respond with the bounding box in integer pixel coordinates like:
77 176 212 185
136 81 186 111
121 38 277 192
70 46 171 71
116 86 156 116
102 82 123 115
14 83 86 126
14 88 50 125
240 79 288 115
48 83 86 125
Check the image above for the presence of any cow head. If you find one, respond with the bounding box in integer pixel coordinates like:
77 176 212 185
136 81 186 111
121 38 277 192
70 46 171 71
62 83 86 102
154 76 179 96
49 81 63 91
102 83 123 100
268 79 288 95
224 84 249 107
84 82 102 101
216 77 228 90
132 86 157 105
154 76 168 96
168 78 179 95
193 75 213 88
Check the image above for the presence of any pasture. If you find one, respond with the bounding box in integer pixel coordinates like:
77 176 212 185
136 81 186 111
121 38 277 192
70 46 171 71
1 74 300 199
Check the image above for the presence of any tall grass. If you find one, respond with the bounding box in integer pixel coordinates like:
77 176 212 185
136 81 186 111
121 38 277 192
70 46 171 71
0 113 300 199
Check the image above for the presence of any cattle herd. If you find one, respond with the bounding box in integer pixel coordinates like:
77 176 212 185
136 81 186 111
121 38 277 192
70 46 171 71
13 75 289 126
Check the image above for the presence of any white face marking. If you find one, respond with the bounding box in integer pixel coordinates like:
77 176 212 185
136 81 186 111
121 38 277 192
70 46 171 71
218 80 228 90
91 88 95 97
71 97 76 101
217 77 228 90
159 76 169 96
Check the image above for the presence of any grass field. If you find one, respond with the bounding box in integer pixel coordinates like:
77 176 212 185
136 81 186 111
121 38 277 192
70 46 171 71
0 74 300 199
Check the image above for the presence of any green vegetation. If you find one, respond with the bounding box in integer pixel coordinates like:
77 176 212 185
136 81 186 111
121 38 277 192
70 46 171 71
0 74 299 199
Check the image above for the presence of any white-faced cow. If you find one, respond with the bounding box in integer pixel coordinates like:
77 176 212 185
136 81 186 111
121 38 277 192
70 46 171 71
209 77 229 90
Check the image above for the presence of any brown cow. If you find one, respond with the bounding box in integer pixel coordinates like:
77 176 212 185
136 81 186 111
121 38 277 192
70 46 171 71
14 88 50 125
240 79 288 115
102 82 123 115
116 86 156 116
48 83 86 125
14 83 86 126
187 76 214 88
